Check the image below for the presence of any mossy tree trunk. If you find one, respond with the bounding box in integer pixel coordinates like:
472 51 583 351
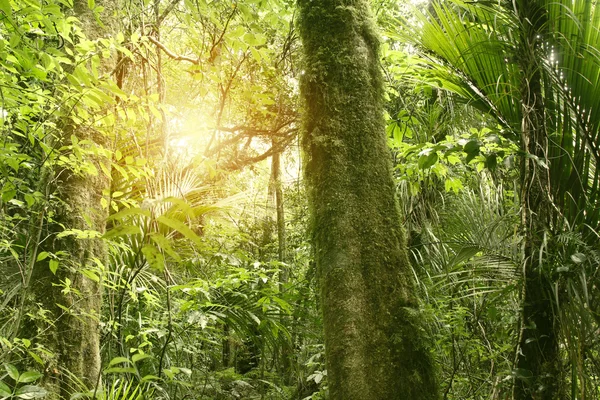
25 1 115 398
513 1 559 398
31 149 108 398
298 0 438 398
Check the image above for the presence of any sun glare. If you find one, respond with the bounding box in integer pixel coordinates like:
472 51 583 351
167 111 212 158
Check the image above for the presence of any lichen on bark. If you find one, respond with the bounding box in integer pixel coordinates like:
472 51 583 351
298 0 439 398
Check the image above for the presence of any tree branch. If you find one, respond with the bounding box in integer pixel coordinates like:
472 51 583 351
147 36 200 64
157 0 180 27
206 121 297 158
224 131 296 170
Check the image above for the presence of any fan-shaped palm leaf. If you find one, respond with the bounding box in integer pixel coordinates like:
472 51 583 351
395 0 600 396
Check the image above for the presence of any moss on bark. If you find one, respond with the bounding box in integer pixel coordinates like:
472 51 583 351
298 0 439 398
28 126 109 399
24 2 114 393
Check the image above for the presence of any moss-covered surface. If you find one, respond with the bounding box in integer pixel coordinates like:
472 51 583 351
28 125 109 399
298 0 439 398
23 2 115 397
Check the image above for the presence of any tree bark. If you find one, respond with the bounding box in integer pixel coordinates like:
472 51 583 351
272 148 286 276
30 145 108 398
24 1 115 398
513 1 559 398
270 144 293 381
298 0 438 398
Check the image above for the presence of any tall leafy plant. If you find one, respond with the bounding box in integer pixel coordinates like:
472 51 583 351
395 0 600 397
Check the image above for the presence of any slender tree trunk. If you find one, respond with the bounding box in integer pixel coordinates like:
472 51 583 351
153 0 169 155
271 144 293 381
273 148 287 279
513 1 559 398
298 1 438 398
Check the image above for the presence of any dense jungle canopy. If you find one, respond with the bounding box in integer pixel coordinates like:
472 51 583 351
1 0 600 398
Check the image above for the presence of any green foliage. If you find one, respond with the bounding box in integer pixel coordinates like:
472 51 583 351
72 379 150 400
389 0 600 397
409 190 519 398
1 0 599 398
0 364 46 399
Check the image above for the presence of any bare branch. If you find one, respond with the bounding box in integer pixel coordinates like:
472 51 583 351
224 131 297 170
147 36 200 64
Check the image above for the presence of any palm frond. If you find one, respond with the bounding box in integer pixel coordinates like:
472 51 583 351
542 0 600 233
411 188 519 299
392 0 523 129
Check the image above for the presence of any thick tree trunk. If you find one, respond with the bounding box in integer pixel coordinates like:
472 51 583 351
30 146 108 398
298 1 438 399
513 1 559 398
24 1 114 398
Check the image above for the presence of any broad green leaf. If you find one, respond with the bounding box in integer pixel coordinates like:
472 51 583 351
250 47 261 62
132 353 151 363
485 154 497 170
464 140 480 163
27 351 44 366
106 207 151 221
163 369 174 380
81 269 100 282
418 152 438 169
113 163 129 180
0 381 11 397
18 371 42 383
108 357 131 366
49 259 59 275
444 177 464 194
149 233 181 261
160 197 196 216
15 385 47 399
6 363 19 380
0 0 11 19
142 244 165 272
9 247 19 262
102 225 142 239
463 140 480 154
2 184 16 202
24 193 35 207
